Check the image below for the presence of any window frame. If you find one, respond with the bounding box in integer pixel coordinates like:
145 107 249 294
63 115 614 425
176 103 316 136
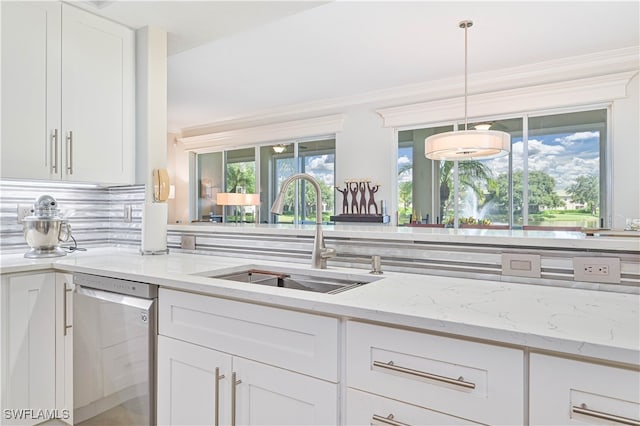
396 103 612 229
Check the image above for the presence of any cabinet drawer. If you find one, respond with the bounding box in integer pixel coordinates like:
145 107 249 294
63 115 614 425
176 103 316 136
158 288 338 381
530 353 640 425
346 321 524 425
346 388 480 425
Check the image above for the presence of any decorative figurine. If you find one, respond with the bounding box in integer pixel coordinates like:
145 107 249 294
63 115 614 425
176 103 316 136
331 178 389 223
349 182 359 214
366 182 379 215
335 185 349 214
358 182 367 214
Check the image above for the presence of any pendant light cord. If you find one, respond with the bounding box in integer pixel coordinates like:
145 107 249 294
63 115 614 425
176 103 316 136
460 20 473 131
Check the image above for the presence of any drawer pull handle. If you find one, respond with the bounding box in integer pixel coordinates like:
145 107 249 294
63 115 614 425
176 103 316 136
372 413 411 426
51 129 58 174
63 285 72 336
231 372 242 426
215 368 225 426
572 404 640 426
66 131 73 175
373 360 476 390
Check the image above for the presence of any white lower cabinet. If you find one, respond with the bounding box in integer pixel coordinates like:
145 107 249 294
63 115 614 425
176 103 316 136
0 272 73 425
530 353 640 425
157 335 232 426
346 321 524 425
157 288 339 425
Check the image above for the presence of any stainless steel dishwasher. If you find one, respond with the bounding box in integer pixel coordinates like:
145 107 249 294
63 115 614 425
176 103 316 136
73 273 157 425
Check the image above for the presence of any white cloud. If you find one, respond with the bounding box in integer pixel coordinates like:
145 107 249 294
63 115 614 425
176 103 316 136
554 131 599 146
483 137 598 189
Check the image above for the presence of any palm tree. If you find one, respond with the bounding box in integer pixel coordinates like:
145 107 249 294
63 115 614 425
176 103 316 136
439 160 493 217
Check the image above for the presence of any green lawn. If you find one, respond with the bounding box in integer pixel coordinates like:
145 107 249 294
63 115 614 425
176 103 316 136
529 209 599 228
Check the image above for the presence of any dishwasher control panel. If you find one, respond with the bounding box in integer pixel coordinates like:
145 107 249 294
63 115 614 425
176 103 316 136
74 272 158 298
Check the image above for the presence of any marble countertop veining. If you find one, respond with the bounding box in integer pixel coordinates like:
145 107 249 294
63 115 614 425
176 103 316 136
1 247 638 366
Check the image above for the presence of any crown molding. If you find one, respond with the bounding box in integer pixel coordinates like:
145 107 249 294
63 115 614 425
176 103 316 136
175 46 639 135
376 71 638 128
178 114 345 153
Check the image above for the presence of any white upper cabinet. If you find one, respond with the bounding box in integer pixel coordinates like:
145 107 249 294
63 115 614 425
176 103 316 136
1 2 61 180
1 2 134 185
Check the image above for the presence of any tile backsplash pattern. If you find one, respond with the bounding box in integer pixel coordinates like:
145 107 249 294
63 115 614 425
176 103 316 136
0 182 144 253
167 228 640 294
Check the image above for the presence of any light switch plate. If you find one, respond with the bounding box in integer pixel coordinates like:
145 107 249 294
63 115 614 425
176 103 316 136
502 253 541 278
181 235 196 250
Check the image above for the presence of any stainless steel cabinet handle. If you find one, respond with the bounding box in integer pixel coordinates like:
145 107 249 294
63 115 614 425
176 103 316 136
51 129 58 173
231 372 241 426
373 360 476 390
63 284 72 336
215 367 225 426
66 131 73 175
372 414 411 426
572 404 640 426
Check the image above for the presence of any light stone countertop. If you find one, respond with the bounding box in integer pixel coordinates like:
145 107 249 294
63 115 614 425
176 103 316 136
1 247 638 366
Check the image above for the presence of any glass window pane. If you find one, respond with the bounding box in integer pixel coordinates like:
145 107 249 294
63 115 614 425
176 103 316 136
299 139 335 224
259 143 294 223
197 152 223 222
397 125 452 226
461 117 523 227
224 147 256 223
527 110 605 229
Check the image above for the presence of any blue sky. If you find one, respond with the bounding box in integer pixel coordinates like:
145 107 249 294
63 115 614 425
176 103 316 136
397 131 600 191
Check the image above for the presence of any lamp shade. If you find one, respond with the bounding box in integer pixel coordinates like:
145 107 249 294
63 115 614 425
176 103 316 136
425 129 510 161
216 192 260 206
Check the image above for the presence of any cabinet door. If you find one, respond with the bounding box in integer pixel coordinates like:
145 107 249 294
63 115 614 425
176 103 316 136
1 273 57 425
157 335 232 426
55 273 74 425
61 4 134 184
1 1 61 180
233 357 338 426
530 353 640 425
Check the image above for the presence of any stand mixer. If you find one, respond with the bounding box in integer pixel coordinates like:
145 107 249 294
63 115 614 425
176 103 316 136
23 195 72 258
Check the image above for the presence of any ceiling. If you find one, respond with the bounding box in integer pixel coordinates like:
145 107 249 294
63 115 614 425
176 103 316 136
74 1 639 133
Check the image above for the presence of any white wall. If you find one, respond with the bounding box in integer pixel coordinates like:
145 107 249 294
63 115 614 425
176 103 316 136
335 108 395 217
611 73 640 229
169 61 640 228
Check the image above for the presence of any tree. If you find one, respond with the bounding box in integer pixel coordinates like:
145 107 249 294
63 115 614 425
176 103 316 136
398 181 412 212
567 174 599 215
226 162 255 193
487 170 563 215
439 160 493 216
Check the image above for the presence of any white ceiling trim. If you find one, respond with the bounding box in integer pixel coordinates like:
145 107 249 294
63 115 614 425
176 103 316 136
376 71 638 129
178 114 345 153
177 47 639 135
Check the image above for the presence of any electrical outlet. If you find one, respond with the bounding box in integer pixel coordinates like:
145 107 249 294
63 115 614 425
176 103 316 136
17 204 33 224
573 257 621 284
123 205 132 223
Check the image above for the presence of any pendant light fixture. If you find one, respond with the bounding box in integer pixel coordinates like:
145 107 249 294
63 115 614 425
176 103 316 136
425 21 510 161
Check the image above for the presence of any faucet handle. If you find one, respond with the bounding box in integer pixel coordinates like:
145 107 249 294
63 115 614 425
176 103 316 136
321 247 336 259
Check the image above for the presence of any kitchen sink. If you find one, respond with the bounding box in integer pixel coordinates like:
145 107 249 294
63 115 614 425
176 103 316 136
200 267 381 294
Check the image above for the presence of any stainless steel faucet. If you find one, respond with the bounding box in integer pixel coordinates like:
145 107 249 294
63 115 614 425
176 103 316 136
271 173 336 269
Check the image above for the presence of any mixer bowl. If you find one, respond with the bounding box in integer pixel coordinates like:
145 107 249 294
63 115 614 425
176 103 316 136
23 217 70 258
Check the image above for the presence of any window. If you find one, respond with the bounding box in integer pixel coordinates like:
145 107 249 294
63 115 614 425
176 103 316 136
195 137 335 224
259 138 335 224
396 108 608 229
224 147 256 223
